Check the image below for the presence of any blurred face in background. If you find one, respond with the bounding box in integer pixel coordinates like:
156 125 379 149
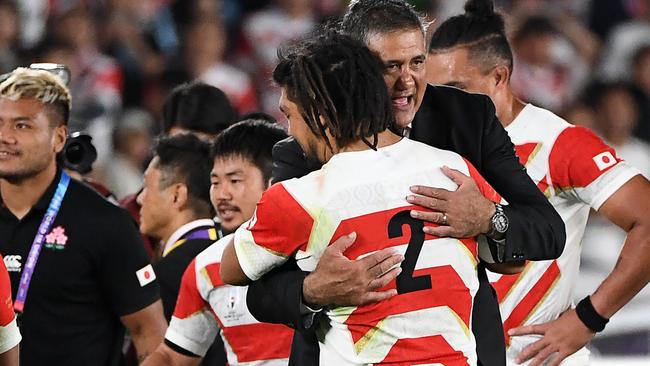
367 29 427 129
634 49 650 96
210 156 267 234
595 87 639 144
0 3 18 46
185 19 226 76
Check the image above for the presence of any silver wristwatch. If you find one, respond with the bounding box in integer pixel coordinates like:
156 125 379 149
487 203 508 240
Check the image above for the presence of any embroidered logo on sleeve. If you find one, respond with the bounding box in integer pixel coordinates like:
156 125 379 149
136 264 156 287
45 226 68 250
593 151 616 171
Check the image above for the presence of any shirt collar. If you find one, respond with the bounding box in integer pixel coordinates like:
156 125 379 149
162 218 216 255
0 167 63 220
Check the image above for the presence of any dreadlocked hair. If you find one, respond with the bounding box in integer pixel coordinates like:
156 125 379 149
273 31 394 151
429 0 513 74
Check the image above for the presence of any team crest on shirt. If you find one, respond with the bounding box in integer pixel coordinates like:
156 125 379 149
45 226 68 250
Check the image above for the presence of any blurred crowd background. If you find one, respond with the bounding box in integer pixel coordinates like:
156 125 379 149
1 0 649 358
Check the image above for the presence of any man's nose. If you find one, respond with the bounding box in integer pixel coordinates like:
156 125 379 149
0 124 16 144
396 68 416 90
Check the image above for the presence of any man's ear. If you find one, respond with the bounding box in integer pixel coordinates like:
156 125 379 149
173 184 189 210
53 124 67 153
493 65 511 88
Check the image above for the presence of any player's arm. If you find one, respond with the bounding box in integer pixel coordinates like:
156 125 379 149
101 210 166 362
408 95 565 261
141 343 200 366
221 184 312 286
0 345 18 366
221 236 251 285
121 300 167 363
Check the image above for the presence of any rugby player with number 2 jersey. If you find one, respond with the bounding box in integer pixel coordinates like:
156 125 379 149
221 31 520 365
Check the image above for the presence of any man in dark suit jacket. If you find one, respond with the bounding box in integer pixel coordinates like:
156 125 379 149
246 1 566 365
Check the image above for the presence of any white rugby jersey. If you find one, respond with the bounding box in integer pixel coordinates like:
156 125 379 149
166 235 292 365
488 104 640 365
234 138 502 365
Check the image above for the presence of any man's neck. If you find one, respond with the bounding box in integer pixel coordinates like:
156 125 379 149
339 130 403 153
497 91 526 128
159 212 205 248
0 162 58 220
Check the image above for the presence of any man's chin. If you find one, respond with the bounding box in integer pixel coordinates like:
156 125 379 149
221 220 244 235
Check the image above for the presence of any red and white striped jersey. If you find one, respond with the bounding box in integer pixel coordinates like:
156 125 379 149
0 255 20 354
166 235 292 365
234 138 502 365
488 104 640 364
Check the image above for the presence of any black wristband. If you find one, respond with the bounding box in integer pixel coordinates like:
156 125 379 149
575 296 609 332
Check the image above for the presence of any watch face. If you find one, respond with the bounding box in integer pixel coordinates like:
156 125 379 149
494 214 508 233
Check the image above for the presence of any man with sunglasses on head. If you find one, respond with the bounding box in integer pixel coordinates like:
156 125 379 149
0 66 166 366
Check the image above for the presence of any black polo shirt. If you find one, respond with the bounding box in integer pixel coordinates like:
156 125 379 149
0 169 160 366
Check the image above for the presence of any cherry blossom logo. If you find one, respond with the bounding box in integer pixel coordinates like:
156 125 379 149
45 226 68 250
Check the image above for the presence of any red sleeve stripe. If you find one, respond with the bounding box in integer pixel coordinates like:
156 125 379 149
249 184 314 256
549 127 622 189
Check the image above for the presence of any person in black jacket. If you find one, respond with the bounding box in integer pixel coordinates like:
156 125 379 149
246 1 566 365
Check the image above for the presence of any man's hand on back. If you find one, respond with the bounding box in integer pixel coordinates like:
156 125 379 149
407 166 495 238
302 232 404 308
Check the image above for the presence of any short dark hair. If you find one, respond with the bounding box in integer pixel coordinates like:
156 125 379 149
161 82 237 136
154 133 214 217
272 31 394 151
341 0 426 44
210 120 288 185
429 0 513 74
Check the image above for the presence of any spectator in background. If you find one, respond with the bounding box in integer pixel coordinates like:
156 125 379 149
241 0 315 118
184 18 258 115
591 82 650 172
137 134 216 320
102 108 153 199
510 14 598 113
632 45 650 143
50 6 124 167
120 82 237 257
0 1 19 73
597 0 650 82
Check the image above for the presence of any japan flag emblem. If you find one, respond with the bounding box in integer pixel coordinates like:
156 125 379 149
593 151 616 171
136 264 156 287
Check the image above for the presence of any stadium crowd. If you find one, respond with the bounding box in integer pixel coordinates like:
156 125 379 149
0 0 649 365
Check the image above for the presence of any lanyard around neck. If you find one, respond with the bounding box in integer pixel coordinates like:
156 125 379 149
14 171 71 313
162 227 219 258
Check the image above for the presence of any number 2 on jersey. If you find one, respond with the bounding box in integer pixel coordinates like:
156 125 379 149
389 210 432 294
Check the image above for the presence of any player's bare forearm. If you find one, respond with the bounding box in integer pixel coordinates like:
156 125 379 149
121 300 167 363
141 343 201 366
0 345 18 366
220 238 251 285
590 175 650 317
